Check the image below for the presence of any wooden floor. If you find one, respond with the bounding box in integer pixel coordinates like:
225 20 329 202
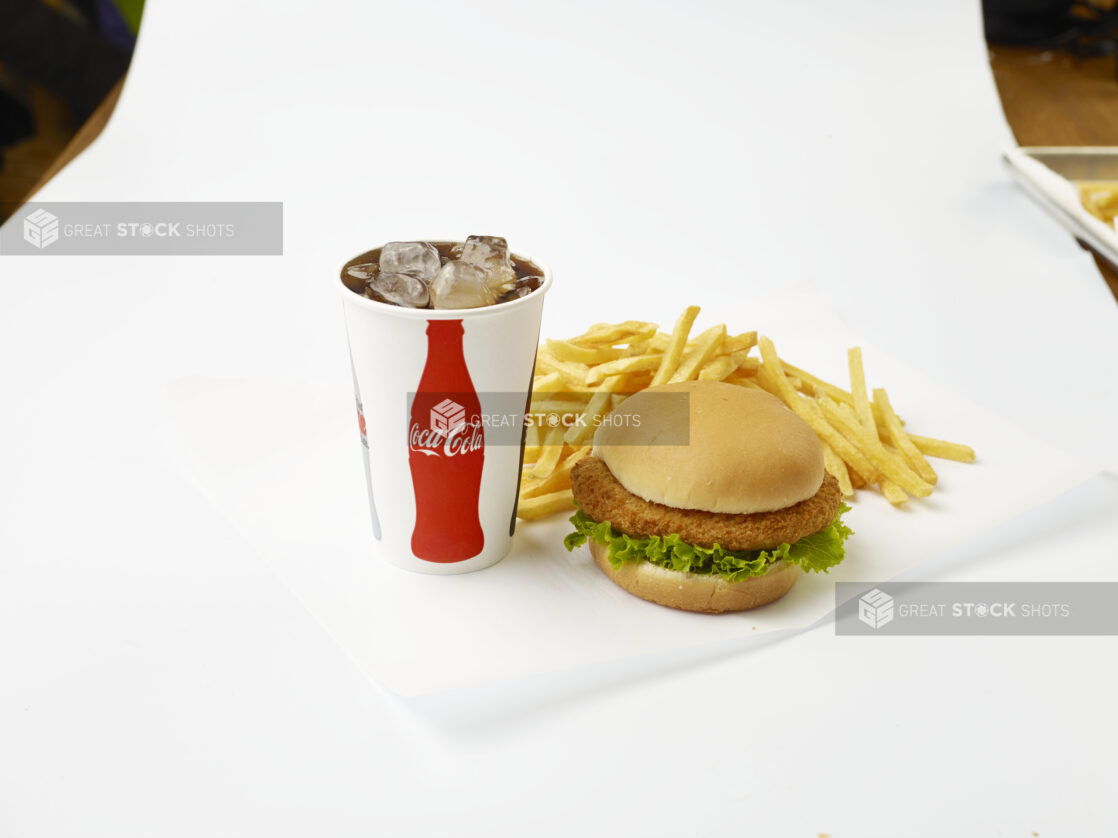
989 46 1118 146
2 47 1118 300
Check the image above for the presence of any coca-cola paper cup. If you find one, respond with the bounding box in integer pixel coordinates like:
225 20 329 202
340 244 552 574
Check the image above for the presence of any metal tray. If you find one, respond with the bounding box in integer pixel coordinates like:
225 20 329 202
1002 146 1118 268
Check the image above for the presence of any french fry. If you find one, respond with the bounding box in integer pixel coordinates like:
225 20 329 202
546 339 627 365
821 439 854 497
807 401 880 487
622 327 661 347
532 371 562 393
530 425 565 479
573 321 658 346
639 332 669 353
907 433 976 463
531 398 593 415
535 347 591 390
826 397 865 433
732 355 760 374
585 353 664 385
700 352 754 382
816 397 932 498
523 421 541 464
517 488 576 520
715 331 758 356
750 361 785 397
823 397 890 502
781 360 853 405
698 355 736 381
786 357 891 430
879 439 915 505
669 324 726 383
873 388 938 485
650 306 700 386
622 336 654 355
1078 182 1118 225
847 347 876 432
757 337 880 485
729 375 763 389
880 479 909 505
564 374 627 445
521 445 592 499
622 371 654 391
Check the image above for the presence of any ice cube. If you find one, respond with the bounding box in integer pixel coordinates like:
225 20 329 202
496 275 542 303
430 261 496 309
485 264 517 293
379 241 441 281
368 272 430 308
346 262 378 281
460 235 516 292
460 235 509 266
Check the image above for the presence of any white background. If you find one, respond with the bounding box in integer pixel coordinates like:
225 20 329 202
2 0 1117 836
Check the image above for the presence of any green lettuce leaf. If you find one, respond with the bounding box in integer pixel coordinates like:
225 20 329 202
563 504 851 582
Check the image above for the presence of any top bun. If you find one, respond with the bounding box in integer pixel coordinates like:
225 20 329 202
592 381 824 515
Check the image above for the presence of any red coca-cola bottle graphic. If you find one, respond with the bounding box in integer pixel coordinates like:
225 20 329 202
408 319 485 562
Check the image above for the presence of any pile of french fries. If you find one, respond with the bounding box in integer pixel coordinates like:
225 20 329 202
517 305 975 520
1078 180 1118 228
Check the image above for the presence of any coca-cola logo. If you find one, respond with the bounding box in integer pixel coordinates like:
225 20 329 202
409 420 484 457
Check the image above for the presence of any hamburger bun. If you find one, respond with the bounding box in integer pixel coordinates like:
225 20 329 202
589 539 801 613
593 381 824 515
571 380 843 614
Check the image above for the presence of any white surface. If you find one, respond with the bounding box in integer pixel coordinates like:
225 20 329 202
171 292 1098 696
2 0 1117 835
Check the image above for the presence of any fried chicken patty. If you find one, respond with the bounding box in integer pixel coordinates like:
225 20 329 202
570 455 842 551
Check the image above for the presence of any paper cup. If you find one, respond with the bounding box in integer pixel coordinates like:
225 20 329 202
340 244 552 574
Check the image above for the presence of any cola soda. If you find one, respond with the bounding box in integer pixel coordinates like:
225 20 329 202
339 236 552 575
341 238 544 309
407 320 485 561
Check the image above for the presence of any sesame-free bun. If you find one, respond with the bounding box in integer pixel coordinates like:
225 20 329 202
593 381 824 515
589 539 801 613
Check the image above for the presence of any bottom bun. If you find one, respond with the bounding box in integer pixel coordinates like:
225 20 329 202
589 540 801 614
